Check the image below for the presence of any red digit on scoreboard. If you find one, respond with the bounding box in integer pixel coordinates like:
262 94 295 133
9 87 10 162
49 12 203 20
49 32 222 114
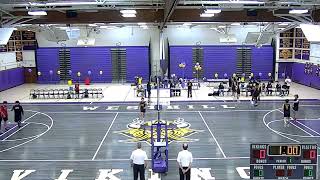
260 150 266 159
309 150 316 159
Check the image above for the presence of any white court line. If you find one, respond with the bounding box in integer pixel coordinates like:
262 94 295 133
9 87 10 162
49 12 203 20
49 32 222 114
0 112 40 138
198 111 227 158
2 123 30 141
0 111 54 153
266 120 320 138
0 157 250 162
92 112 119 160
3 122 50 142
42 109 271 114
262 109 300 143
276 109 314 137
296 121 320 136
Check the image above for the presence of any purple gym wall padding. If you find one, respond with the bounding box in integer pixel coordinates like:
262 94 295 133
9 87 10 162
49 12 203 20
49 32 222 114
292 63 320 89
36 48 60 83
169 47 193 78
70 47 112 83
126 47 149 82
203 46 237 79
170 45 273 79
278 62 293 79
0 68 24 92
251 46 274 80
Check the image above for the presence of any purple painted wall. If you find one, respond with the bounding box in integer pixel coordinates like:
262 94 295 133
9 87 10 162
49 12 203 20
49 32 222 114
0 68 24 91
203 46 237 78
36 48 60 83
170 45 273 79
292 63 320 89
70 47 112 83
126 47 149 82
169 46 193 78
278 62 293 79
252 46 274 80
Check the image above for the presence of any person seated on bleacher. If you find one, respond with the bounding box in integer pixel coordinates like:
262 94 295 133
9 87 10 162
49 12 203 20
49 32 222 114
218 83 225 96
75 82 80 99
266 82 273 96
246 82 253 96
281 83 289 96
276 82 281 96
261 83 266 95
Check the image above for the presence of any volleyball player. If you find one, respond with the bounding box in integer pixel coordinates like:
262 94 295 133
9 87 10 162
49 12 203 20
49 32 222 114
283 99 290 127
292 94 299 120
139 97 146 121
11 101 24 128
0 101 8 133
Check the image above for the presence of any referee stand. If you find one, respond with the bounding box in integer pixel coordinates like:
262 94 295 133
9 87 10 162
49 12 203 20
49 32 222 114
151 77 169 174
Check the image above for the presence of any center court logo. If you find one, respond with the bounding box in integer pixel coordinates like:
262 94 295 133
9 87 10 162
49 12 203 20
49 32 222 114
114 118 204 145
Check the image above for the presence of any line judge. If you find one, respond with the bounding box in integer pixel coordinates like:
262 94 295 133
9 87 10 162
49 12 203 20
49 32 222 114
130 142 148 180
177 143 193 180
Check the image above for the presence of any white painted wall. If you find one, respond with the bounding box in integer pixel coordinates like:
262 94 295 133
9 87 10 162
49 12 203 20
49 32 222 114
0 52 18 70
164 25 264 45
22 50 36 67
310 43 320 64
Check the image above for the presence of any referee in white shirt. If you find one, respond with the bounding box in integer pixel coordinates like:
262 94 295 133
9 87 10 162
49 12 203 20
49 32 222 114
177 143 193 180
130 142 148 180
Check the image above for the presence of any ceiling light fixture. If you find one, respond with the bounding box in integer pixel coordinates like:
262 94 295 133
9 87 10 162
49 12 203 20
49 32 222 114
88 24 98 27
28 10 47 16
200 13 215 17
100 26 119 29
141 25 148 29
138 22 146 26
279 23 289 26
183 23 192 26
231 23 241 26
289 9 308 14
204 9 221 14
120 10 136 14
122 13 136 17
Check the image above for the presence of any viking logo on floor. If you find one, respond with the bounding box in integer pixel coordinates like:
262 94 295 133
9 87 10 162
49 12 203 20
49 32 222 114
114 118 204 144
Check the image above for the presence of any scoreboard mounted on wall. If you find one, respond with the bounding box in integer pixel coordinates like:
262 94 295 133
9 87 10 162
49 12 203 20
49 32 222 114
250 143 317 179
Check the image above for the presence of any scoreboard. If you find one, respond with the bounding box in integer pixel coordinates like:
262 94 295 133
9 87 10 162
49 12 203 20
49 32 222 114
250 143 317 179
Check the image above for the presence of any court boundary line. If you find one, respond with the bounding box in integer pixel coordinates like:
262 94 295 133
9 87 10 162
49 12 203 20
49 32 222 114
0 112 39 138
0 157 250 162
0 110 54 153
296 121 320 136
3 122 50 142
92 112 119 160
262 109 300 143
266 120 320 138
41 109 272 114
2 123 30 141
198 111 227 158
2 112 41 141
276 109 314 137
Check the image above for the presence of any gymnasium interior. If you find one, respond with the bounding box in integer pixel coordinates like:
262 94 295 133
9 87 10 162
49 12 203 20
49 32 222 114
0 0 320 179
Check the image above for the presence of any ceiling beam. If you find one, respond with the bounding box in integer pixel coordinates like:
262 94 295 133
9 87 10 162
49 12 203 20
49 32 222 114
161 0 180 30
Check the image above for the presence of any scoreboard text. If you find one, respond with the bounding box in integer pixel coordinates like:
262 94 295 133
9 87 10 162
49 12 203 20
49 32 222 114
250 144 317 179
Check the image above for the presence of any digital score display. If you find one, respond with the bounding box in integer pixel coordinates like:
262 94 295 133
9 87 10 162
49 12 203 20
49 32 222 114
250 144 317 179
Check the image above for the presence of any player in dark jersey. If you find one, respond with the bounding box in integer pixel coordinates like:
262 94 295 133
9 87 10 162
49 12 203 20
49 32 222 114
0 101 8 133
283 99 290 127
292 94 299 120
11 101 24 128
139 97 146 121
